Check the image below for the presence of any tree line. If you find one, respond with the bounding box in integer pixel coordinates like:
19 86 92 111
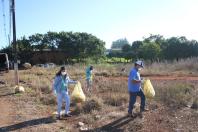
1 31 105 64
1 33 198 64
108 35 198 62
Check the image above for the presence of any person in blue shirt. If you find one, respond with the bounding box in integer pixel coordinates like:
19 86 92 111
53 66 77 120
128 60 148 118
86 66 93 92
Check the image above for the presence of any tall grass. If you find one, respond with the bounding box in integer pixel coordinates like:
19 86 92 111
143 57 198 75
153 80 197 108
7 57 198 108
86 57 198 77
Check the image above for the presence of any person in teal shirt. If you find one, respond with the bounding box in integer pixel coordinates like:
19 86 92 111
86 66 93 92
53 66 77 120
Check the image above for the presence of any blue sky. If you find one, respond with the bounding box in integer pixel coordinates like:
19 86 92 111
0 0 198 49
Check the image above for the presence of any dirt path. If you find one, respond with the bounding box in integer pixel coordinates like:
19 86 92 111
0 86 15 129
0 98 14 127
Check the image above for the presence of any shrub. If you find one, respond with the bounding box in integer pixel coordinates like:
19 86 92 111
82 97 103 113
40 85 51 94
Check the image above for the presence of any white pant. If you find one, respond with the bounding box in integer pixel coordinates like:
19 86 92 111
57 91 70 115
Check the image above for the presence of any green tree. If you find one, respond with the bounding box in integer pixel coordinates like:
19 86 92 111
131 41 143 59
140 42 161 60
43 31 60 50
111 38 129 49
16 36 33 63
29 33 46 51
122 44 132 62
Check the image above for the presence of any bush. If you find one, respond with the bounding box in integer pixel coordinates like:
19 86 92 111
40 85 51 94
82 97 103 113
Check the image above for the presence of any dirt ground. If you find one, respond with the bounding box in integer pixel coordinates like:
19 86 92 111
0 71 198 132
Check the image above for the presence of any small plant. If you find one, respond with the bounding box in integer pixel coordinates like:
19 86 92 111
82 97 103 113
40 85 51 94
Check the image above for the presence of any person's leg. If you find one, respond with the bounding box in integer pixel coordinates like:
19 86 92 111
64 91 71 116
57 92 63 117
138 89 146 112
128 92 137 115
86 79 90 91
89 80 93 92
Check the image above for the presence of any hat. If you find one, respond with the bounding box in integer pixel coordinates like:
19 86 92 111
60 66 66 71
135 60 144 67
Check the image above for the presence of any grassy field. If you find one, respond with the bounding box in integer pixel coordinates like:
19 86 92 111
0 57 198 131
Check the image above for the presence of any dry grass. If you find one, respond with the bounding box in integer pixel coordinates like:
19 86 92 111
105 57 198 76
153 80 197 108
1 58 198 131
143 57 198 75
104 93 128 106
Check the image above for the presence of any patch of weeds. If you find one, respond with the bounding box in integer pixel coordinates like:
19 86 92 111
83 98 103 113
156 84 194 108
104 94 128 106
81 114 95 125
25 87 34 93
40 85 51 94
15 93 22 97
39 95 56 105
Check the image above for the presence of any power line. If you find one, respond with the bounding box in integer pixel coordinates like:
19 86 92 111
1 0 8 45
9 0 12 46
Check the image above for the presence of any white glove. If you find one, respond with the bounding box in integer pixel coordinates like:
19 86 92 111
53 90 57 96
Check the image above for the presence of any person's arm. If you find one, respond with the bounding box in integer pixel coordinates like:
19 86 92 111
130 71 141 84
132 79 141 84
67 76 77 84
53 76 59 93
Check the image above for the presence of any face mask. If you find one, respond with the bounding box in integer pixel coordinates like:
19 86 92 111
61 71 66 76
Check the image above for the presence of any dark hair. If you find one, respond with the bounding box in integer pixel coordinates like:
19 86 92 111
90 66 93 70
56 66 65 76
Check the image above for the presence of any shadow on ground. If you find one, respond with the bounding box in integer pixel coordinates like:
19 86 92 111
0 116 56 132
0 92 15 97
87 115 136 132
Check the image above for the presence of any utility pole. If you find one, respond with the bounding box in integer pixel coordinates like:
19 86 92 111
11 0 19 85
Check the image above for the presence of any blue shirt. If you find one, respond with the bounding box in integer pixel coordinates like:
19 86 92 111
86 67 92 80
53 75 76 93
128 68 141 92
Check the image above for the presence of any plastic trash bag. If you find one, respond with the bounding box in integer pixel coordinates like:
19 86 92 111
143 79 155 98
71 82 86 103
